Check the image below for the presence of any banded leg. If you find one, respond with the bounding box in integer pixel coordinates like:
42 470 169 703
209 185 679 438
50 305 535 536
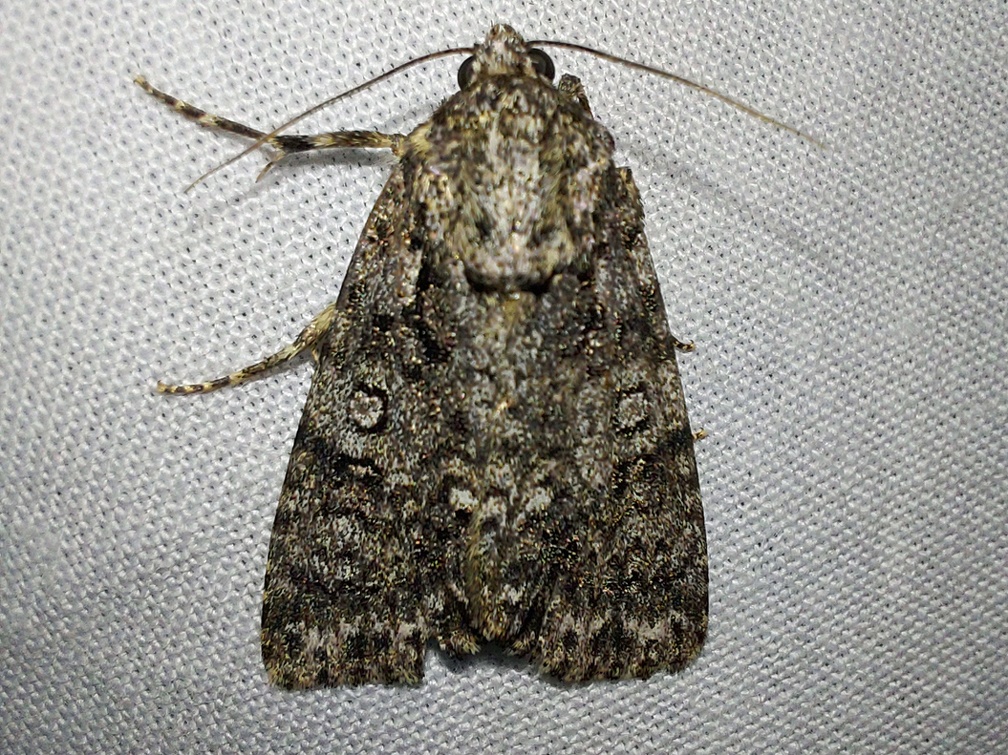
157 301 339 394
134 76 403 176
139 74 403 395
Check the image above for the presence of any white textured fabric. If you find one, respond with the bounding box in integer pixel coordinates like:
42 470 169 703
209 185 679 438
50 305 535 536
2 0 1005 752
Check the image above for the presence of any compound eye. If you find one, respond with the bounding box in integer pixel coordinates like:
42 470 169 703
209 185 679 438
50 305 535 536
457 55 476 89
529 48 555 80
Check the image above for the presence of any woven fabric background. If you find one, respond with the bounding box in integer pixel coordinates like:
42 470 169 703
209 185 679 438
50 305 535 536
2 0 1005 752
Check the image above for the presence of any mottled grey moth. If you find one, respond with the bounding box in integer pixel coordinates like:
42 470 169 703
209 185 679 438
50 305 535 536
147 25 714 687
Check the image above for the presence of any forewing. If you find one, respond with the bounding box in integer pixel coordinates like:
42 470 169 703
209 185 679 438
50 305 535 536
260 168 473 688
533 166 708 680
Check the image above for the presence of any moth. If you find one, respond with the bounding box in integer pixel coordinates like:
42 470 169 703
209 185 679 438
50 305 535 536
146 24 710 687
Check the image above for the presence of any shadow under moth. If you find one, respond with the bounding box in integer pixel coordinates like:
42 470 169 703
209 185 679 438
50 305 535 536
140 24 803 688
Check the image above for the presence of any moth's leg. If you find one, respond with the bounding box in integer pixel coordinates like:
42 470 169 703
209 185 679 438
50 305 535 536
134 76 403 176
671 335 695 352
157 301 339 394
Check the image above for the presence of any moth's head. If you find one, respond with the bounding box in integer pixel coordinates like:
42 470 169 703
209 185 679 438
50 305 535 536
457 24 555 90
